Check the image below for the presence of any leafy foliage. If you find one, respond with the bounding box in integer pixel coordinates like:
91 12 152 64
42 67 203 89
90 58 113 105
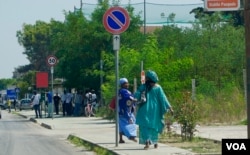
0 79 16 90
17 21 53 73
174 92 200 141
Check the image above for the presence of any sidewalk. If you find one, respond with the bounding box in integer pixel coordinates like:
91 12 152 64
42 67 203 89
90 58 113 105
15 110 247 155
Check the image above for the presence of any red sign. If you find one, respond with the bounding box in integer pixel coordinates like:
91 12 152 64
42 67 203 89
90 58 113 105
36 72 48 88
205 0 240 11
103 6 130 34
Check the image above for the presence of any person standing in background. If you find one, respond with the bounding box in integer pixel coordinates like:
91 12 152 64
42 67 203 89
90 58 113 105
31 91 41 118
65 89 73 116
13 99 17 111
61 90 67 116
90 89 97 116
7 98 11 113
53 93 61 115
73 90 83 116
46 91 53 118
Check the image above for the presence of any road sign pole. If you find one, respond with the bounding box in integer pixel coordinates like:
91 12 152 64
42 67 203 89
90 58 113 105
115 48 119 147
113 35 120 51
114 34 120 147
46 55 57 120
51 66 54 120
103 6 130 147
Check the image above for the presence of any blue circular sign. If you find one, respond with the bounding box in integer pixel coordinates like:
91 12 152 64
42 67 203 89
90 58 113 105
103 6 130 34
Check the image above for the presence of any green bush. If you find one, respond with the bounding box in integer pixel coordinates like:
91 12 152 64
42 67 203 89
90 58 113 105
174 92 200 141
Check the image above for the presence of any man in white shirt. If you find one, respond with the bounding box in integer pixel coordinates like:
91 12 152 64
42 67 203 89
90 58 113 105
32 91 41 118
65 90 73 116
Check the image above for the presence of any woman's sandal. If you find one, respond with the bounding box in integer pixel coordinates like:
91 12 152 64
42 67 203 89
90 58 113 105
154 144 158 149
129 136 138 142
144 141 150 150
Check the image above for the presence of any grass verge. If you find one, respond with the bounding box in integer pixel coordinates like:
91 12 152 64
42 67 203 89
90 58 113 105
159 132 221 154
67 134 117 155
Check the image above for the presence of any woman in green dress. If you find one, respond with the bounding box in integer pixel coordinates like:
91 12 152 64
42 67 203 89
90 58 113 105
135 70 174 149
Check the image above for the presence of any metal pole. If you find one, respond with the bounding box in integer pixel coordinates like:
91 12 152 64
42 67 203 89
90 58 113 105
191 79 196 101
244 0 250 138
80 0 82 10
100 60 103 106
141 61 143 71
144 0 146 35
113 34 120 147
133 78 137 93
51 66 54 120
115 49 119 147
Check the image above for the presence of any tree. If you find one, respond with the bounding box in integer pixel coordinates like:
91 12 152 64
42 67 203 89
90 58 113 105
17 21 53 73
0 79 16 90
51 0 145 90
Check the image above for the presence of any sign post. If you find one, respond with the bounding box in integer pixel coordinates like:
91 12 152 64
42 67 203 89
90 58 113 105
15 87 20 101
103 6 130 146
46 55 58 119
245 0 250 139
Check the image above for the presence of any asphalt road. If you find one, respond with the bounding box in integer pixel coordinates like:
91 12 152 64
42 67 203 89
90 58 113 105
0 110 95 155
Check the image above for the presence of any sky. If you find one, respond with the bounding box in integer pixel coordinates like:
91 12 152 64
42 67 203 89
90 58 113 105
0 0 203 79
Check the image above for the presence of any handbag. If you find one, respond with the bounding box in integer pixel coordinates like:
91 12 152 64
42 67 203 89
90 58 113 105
137 90 147 107
109 96 116 110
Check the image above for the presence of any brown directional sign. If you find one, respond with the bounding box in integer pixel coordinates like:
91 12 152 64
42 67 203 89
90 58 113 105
204 0 240 11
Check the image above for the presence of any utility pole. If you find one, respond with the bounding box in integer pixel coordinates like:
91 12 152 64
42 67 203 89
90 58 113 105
244 0 250 138
144 0 146 35
80 0 82 10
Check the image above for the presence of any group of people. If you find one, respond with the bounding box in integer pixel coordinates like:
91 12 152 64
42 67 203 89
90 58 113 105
31 88 97 118
31 90 54 118
60 89 97 117
117 70 174 150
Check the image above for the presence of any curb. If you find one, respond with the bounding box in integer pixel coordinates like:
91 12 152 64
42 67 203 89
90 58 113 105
16 113 53 130
67 134 119 155
30 117 38 123
41 122 53 129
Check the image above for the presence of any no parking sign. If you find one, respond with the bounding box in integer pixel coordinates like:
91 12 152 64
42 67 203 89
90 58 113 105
103 6 130 34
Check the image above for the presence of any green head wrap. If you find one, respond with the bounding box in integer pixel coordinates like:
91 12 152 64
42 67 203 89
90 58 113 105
146 70 159 83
